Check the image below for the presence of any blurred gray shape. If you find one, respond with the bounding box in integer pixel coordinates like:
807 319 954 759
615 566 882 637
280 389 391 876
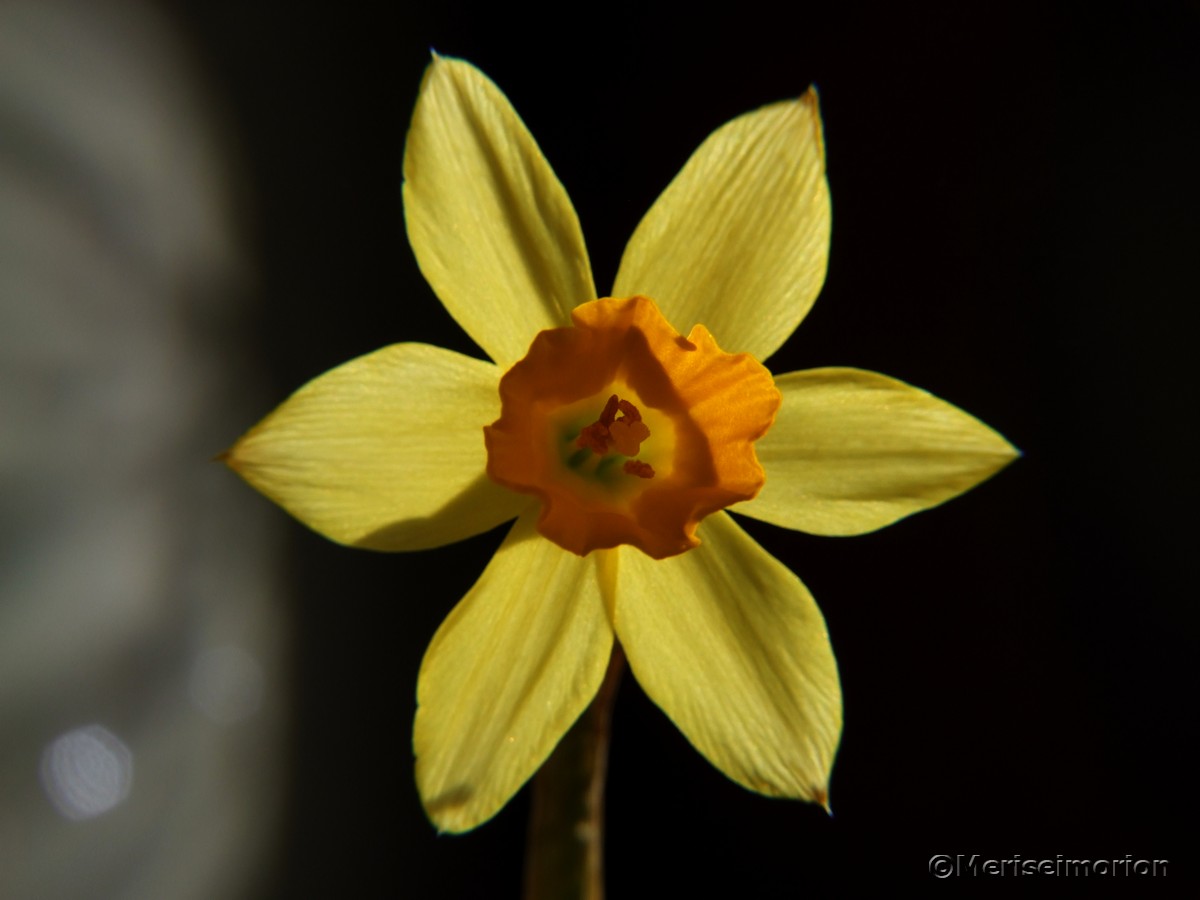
0 1 286 897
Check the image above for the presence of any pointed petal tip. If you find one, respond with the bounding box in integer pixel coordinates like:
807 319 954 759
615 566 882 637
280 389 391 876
212 445 241 468
417 776 488 834
813 786 833 816
427 813 471 836
428 49 462 68
991 432 1023 466
801 86 827 167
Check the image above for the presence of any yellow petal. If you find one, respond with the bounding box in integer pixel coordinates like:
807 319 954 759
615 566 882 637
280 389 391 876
738 367 1019 535
415 510 613 832
613 512 841 804
613 89 830 361
224 343 527 550
403 55 596 369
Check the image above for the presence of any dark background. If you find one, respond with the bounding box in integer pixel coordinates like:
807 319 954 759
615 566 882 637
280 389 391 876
168 2 1196 895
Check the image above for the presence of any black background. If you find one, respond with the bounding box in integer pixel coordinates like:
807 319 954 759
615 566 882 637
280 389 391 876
170 2 1196 895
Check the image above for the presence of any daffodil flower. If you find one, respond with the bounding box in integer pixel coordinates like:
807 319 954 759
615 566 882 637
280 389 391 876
225 56 1017 833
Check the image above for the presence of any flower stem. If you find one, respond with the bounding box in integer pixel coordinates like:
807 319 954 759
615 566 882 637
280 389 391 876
522 643 625 900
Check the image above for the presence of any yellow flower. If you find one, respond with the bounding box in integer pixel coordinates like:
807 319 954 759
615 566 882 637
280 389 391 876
224 55 1018 833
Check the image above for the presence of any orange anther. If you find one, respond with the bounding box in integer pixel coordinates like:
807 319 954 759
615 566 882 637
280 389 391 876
598 394 620 427
575 422 607 455
623 460 655 479
577 394 651 457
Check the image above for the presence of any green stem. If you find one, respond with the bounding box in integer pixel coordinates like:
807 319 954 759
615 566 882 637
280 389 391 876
522 643 625 900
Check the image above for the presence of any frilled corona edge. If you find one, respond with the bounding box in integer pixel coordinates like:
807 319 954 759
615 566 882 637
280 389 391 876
485 296 781 559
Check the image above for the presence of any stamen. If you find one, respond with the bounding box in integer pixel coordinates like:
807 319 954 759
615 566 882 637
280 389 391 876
576 422 611 456
598 394 620 427
623 460 655 479
575 393 653 475
609 418 650 456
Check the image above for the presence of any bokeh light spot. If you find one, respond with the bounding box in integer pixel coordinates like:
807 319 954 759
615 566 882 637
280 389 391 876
39 724 134 821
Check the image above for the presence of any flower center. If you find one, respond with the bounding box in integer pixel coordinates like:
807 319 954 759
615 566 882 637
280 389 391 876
575 394 654 477
484 296 780 559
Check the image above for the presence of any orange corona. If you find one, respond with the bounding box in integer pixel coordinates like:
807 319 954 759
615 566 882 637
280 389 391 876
484 296 781 559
